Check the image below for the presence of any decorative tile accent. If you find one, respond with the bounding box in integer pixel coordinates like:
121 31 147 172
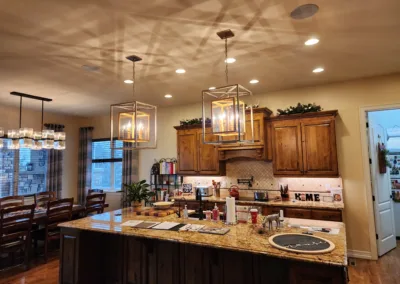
183 161 343 199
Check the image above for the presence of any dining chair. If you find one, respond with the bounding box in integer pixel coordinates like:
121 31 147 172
85 193 106 216
88 189 104 194
22 194 36 206
34 191 56 208
32 198 73 263
0 204 35 270
0 196 24 210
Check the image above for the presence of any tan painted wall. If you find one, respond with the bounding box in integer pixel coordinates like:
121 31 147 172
84 73 400 254
0 104 85 201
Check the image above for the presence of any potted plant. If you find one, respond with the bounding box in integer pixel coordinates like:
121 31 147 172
124 180 155 209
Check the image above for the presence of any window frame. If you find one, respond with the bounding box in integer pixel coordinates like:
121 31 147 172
91 138 123 192
0 139 48 197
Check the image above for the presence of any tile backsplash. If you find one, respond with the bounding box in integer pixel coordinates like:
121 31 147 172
183 160 342 199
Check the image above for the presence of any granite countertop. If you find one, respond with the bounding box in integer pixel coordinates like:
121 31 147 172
59 208 347 267
172 196 344 210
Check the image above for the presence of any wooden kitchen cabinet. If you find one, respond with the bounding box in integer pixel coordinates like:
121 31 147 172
262 206 284 216
311 209 342 222
175 126 225 175
176 129 198 175
285 208 312 219
270 110 338 177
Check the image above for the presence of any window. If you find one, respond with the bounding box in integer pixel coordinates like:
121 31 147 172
91 139 123 191
0 139 48 197
18 148 47 195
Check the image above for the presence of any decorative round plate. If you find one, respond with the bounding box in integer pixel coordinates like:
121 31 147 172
153 201 174 210
268 233 335 254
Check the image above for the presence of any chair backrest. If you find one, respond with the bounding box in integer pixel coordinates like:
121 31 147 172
85 193 106 216
0 196 24 210
22 194 36 206
88 189 104 194
0 204 35 248
35 191 56 208
46 198 74 230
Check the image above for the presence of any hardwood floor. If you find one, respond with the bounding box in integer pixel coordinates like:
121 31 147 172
348 242 400 284
1 245 400 284
0 254 59 284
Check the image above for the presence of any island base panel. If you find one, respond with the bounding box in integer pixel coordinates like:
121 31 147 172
60 228 346 284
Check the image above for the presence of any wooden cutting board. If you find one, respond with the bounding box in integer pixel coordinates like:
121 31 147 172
131 207 176 217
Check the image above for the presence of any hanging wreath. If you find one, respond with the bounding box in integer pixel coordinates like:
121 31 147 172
277 103 322 115
378 142 391 174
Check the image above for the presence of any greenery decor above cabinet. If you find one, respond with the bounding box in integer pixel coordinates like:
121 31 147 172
174 126 226 176
270 110 338 177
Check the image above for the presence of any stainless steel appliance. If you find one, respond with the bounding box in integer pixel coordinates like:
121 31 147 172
254 190 269 201
195 186 213 197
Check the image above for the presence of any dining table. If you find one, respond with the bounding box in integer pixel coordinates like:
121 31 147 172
32 203 109 223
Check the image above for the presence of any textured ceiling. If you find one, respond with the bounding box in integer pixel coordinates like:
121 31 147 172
0 0 399 116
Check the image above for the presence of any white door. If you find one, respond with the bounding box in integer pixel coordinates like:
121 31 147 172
368 119 397 256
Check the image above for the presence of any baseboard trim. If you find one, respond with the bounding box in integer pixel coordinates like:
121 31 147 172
347 250 372 260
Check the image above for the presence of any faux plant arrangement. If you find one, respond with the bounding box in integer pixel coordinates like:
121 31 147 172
124 180 155 209
179 117 211 126
378 142 391 174
277 103 322 115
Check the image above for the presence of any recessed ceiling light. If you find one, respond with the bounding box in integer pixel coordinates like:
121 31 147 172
225 58 236 64
305 38 319 46
312 67 324 73
209 87 216 90
249 79 259 84
176 69 186 74
165 94 172 98
124 79 134 84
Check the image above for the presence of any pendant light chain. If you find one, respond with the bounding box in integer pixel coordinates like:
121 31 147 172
225 38 229 85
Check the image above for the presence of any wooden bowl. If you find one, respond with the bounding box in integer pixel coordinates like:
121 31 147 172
153 201 174 210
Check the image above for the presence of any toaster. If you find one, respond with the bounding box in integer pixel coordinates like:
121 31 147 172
195 186 214 197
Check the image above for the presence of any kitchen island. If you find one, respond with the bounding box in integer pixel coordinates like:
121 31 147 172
59 208 347 284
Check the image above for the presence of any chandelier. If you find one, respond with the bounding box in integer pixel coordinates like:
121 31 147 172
110 55 157 150
202 30 254 144
0 92 65 150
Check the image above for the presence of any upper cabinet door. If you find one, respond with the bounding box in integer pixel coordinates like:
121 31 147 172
301 117 338 176
177 129 198 174
272 120 303 175
197 130 221 175
244 112 264 144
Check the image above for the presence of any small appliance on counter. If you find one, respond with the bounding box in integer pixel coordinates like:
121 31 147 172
229 185 240 200
254 190 269 201
195 185 213 197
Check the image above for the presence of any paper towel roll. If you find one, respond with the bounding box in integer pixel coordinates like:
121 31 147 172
226 197 236 224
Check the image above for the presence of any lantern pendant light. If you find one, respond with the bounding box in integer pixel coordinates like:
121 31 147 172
202 30 254 145
110 55 157 150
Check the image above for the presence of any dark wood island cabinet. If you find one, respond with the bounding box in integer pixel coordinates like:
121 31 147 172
59 209 347 284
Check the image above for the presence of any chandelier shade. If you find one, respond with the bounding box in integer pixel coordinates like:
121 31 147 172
201 29 254 145
110 55 157 150
0 92 65 150
110 101 157 150
202 84 254 144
